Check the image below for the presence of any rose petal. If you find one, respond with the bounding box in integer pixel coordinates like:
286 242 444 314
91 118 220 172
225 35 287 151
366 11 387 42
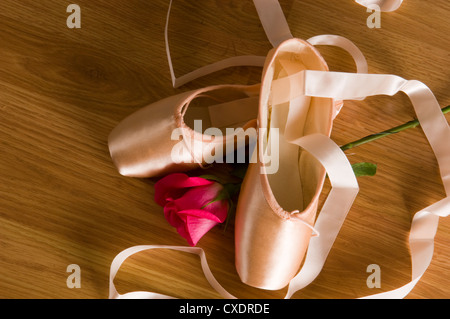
157 174 230 246
176 209 225 223
173 183 222 210
154 173 213 206
174 197 229 223
201 200 228 223
175 207 228 246
173 184 229 223
183 216 219 246
163 201 184 228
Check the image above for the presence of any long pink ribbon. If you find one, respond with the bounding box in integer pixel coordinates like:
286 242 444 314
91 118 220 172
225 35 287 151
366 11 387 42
109 245 235 299
165 0 369 88
165 0 402 87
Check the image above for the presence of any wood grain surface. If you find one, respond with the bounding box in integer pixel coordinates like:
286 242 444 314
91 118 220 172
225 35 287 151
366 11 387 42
0 0 449 299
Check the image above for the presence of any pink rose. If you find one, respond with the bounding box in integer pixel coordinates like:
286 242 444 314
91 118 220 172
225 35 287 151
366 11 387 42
154 173 229 246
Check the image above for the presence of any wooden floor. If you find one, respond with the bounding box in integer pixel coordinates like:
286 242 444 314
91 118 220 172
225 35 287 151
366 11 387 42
0 0 449 299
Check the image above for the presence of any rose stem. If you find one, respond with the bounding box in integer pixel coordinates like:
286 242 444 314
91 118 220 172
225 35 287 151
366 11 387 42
340 105 450 151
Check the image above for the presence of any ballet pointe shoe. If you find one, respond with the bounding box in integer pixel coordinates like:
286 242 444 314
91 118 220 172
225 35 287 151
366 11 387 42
235 38 337 290
108 84 260 178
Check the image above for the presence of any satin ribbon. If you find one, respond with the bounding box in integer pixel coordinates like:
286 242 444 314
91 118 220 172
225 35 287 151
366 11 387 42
165 0 369 88
165 0 265 88
355 0 404 12
165 0 402 88
109 245 236 299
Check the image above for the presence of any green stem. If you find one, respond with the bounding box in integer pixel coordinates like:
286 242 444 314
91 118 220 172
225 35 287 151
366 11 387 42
340 105 450 151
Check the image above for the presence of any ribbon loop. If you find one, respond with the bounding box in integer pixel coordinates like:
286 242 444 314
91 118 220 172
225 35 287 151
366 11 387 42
282 70 450 299
165 0 369 88
109 245 236 299
284 134 360 299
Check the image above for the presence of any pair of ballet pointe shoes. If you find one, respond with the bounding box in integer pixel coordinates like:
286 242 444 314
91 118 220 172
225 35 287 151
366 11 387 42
109 37 356 290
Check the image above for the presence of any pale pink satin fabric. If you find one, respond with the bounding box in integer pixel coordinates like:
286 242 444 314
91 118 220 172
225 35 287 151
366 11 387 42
165 0 369 88
109 245 235 299
108 84 260 178
108 0 449 299
165 0 401 88
356 0 404 12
